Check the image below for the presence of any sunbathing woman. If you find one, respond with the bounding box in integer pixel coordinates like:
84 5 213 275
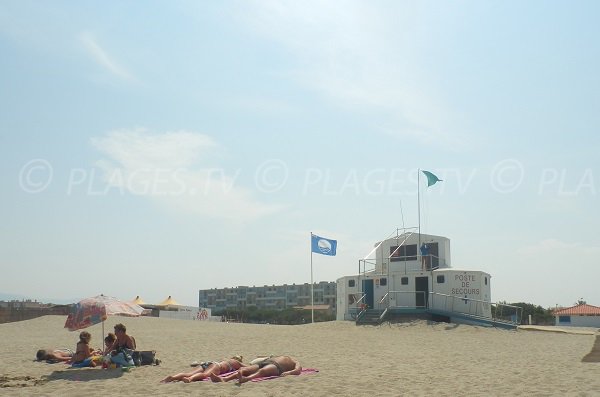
161 356 245 383
71 331 97 367
209 355 301 384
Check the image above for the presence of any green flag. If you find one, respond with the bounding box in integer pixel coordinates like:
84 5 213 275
422 170 442 187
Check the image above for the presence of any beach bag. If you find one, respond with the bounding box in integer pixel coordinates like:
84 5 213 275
132 350 156 366
110 346 135 367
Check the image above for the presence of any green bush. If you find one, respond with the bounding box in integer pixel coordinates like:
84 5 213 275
492 301 554 325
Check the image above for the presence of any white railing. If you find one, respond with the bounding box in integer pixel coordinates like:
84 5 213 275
370 291 521 326
349 293 368 321
429 292 491 317
384 290 427 309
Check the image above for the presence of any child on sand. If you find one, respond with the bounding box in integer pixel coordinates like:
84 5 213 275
103 333 116 355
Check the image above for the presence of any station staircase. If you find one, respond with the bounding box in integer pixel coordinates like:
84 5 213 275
355 309 386 325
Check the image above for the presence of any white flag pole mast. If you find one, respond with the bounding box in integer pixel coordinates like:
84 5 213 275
418 168 421 251
310 232 314 324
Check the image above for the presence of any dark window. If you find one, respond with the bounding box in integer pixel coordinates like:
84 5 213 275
559 316 571 323
401 277 409 285
485 277 488 285
348 280 355 287
436 275 445 283
380 278 387 286
390 244 418 262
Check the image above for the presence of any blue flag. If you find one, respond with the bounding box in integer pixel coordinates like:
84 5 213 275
422 170 443 187
311 234 337 256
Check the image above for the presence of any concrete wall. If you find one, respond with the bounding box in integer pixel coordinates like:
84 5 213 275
0 307 71 324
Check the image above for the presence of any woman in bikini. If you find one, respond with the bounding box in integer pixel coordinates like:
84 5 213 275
209 355 301 384
71 331 97 367
160 355 245 383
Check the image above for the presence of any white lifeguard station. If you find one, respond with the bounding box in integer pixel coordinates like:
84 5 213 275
336 228 519 328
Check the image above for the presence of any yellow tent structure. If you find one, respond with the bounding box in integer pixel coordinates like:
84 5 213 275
132 296 146 305
158 295 181 307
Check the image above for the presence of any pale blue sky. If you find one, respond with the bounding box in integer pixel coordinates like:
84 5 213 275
1 1 599 308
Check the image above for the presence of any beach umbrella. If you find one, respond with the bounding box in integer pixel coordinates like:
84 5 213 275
64 294 145 339
132 295 146 305
157 295 181 307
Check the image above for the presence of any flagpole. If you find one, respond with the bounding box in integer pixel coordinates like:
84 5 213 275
310 232 314 324
418 168 421 251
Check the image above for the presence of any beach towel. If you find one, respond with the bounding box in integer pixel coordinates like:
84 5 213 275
71 357 94 368
582 335 600 363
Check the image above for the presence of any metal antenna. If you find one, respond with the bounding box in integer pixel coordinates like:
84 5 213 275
400 199 406 234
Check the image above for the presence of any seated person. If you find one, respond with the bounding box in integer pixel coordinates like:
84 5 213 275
103 332 116 355
71 331 97 367
161 356 245 383
210 355 301 384
108 323 136 367
36 349 73 363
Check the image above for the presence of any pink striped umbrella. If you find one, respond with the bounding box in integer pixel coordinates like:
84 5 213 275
64 294 145 338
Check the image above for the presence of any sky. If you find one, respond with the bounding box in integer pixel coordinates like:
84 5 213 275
1 1 599 309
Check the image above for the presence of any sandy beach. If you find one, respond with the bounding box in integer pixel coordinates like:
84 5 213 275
1 315 598 396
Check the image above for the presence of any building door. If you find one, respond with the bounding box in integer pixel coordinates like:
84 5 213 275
415 277 429 308
362 279 374 309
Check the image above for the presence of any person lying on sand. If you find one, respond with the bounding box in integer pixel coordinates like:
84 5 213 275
36 349 73 363
209 355 301 384
161 356 245 383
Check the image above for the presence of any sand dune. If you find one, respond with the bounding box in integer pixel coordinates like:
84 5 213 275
1 316 598 396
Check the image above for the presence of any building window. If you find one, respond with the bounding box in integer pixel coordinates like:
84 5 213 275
485 277 488 285
401 277 409 285
559 316 571 323
436 275 445 283
390 244 418 262
380 278 387 286
348 280 355 287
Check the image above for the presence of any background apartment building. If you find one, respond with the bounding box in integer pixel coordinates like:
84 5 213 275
198 281 336 312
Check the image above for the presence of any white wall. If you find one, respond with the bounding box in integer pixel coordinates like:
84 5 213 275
159 307 211 321
430 270 492 317
375 233 451 274
336 276 360 320
555 315 600 327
